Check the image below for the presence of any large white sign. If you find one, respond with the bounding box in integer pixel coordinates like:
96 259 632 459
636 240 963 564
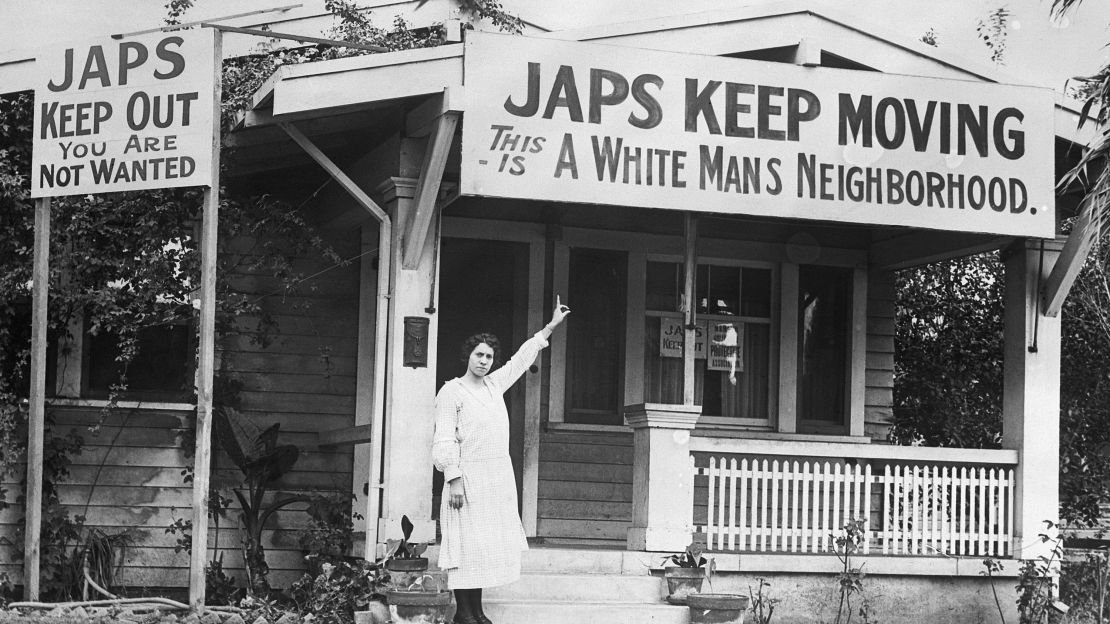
31 29 216 198
461 33 1056 238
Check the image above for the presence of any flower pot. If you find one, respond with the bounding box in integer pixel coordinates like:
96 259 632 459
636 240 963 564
386 588 453 624
387 557 430 589
664 566 706 604
354 600 392 624
687 593 751 624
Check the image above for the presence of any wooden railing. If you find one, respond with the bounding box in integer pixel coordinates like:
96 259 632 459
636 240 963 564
689 437 1018 558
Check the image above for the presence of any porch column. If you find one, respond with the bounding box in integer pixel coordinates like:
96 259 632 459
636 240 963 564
376 177 439 543
625 403 701 552
1002 238 1062 560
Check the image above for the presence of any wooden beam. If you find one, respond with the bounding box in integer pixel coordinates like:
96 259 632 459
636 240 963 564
402 111 459 270
1043 208 1095 317
683 213 697 406
870 231 1011 270
189 30 223 613
319 424 374 447
23 197 50 601
279 122 389 222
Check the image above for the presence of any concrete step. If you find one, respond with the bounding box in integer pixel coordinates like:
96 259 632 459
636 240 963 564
486 572 667 603
519 546 654 575
484 600 688 624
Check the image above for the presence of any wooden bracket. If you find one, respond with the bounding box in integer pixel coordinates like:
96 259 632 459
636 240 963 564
1043 206 1095 317
403 111 460 270
279 121 388 222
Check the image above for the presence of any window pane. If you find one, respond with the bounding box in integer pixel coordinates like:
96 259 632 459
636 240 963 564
797 265 851 428
86 323 194 400
567 248 627 424
643 315 684 404
696 264 709 314
742 268 772 317
646 261 680 312
644 316 769 419
702 321 769 419
708 266 740 316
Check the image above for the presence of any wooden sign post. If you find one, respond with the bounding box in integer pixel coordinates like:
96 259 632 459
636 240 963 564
189 29 222 611
22 198 51 601
24 27 219 608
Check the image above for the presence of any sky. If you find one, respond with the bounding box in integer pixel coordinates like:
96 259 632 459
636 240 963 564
1 0 1109 95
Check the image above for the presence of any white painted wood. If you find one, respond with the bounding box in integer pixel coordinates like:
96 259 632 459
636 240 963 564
770 460 781 551
625 252 647 409
849 268 868 437
1044 211 1092 317
707 457 718 550
403 111 459 270
979 466 988 557
727 457 738 551
1007 468 1015 557
777 263 799 433
862 463 872 554
739 459 750 551
683 214 697 407
790 460 800 552
272 49 463 117
522 239 545 537
549 243 570 424
831 462 842 541
800 461 811 553
688 436 1018 464
940 466 950 556
1003 241 1062 562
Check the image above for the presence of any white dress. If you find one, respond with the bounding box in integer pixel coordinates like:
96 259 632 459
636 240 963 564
432 332 548 589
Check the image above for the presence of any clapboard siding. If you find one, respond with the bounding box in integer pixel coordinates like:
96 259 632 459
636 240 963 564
1 231 364 590
217 230 362 587
866 270 895 440
536 431 633 544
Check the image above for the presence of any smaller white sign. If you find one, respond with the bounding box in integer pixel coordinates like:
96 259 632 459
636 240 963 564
708 322 744 373
660 319 706 359
31 29 216 198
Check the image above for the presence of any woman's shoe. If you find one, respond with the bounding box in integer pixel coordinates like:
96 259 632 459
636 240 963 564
452 615 482 624
476 615 493 624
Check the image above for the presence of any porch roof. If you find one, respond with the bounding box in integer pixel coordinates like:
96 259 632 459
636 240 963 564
217 4 1094 275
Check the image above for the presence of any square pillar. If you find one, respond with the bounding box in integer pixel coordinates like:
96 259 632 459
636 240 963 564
1002 239 1063 560
376 177 438 544
625 403 701 552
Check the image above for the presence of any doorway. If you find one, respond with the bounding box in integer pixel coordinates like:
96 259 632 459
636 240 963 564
433 237 530 518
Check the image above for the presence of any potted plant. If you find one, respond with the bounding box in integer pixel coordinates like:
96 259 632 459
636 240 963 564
662 541 716 604
687 592 751 624
385 573 454 624
384 515 430 588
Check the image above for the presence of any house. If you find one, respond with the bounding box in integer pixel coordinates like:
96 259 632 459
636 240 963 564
1 2 1094 622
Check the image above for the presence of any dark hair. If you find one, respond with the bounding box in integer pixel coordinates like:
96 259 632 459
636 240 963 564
461 333 501 367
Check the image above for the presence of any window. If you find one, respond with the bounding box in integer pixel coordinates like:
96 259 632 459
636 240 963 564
565 248 627 425
83 320 195 401
643 261 772 420
797 265 851 432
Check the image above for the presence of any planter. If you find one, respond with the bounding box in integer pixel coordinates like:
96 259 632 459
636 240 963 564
386 557 430 589
354 600 392 624
386 588 454 624
664 566 706 604
687 593 751 624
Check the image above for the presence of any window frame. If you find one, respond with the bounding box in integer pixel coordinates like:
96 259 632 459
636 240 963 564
549 226 868 439
641 252 779 429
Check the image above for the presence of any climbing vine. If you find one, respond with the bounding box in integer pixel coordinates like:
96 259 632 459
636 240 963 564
1 0 523 601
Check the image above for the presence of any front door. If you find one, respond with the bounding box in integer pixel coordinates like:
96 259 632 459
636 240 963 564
433 237 530 518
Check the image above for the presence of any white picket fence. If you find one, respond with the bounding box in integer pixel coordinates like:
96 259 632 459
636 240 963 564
693 455 1015 557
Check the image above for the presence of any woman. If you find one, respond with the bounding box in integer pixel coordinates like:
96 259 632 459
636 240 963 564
432 297 571 624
